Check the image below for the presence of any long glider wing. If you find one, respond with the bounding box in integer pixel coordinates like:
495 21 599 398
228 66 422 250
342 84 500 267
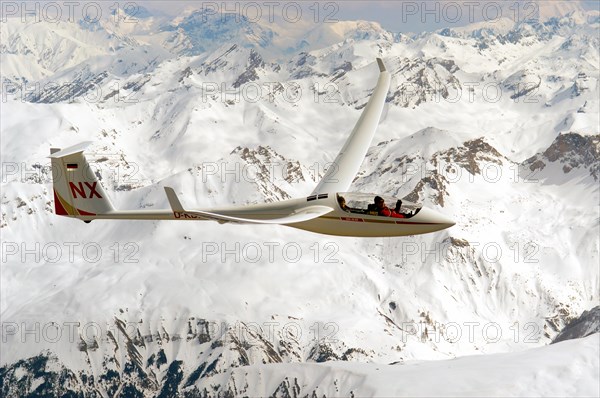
311 58 391 195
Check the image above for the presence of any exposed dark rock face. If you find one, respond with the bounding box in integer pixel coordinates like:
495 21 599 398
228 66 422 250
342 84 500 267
435 138 504 176
0 316 367 397
386 58 461 108
406 137 504 206
0 354 82 398
552 306 600 344
26 70 108 104
523 133 600 180
228 145 308 201
232 50 265 88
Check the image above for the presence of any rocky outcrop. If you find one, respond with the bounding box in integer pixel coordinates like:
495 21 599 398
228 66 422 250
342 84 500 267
552 306 600 344
523 133 600 180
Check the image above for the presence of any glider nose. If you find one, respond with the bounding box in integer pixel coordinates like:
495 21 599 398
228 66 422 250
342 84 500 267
415 207 455 230
438 213 456 229
442 220 456 229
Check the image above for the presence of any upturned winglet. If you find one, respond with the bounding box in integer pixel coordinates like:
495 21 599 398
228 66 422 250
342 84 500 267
376 57 386 72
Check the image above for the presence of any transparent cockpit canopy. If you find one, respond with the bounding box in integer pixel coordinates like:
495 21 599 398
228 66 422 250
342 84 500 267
336 192 422 218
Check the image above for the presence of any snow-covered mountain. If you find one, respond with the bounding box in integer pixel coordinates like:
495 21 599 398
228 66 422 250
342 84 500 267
1 5 599 397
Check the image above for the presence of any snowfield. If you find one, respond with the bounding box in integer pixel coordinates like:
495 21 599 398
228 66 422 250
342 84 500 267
204 334 599 397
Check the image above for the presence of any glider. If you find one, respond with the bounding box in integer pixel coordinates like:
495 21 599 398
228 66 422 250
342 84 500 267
50 58 454 237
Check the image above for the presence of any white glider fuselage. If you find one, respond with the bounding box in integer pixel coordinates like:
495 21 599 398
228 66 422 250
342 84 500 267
68 193 453 237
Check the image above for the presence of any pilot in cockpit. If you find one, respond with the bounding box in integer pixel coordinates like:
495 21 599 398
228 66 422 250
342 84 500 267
337 196 350 212
374 196 405 218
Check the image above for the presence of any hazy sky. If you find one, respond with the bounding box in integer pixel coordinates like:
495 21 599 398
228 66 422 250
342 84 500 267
3 1 597 33
139 0 599 32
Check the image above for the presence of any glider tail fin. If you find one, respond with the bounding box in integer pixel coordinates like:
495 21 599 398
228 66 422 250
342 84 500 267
49 142 114 219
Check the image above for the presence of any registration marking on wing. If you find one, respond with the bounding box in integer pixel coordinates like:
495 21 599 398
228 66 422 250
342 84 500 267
174 211 204 219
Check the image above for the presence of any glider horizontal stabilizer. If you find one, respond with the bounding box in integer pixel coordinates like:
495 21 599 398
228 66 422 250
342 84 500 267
48 141 93 158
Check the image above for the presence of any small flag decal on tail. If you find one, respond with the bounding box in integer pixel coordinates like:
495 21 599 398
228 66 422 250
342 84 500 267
66 163 78 170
